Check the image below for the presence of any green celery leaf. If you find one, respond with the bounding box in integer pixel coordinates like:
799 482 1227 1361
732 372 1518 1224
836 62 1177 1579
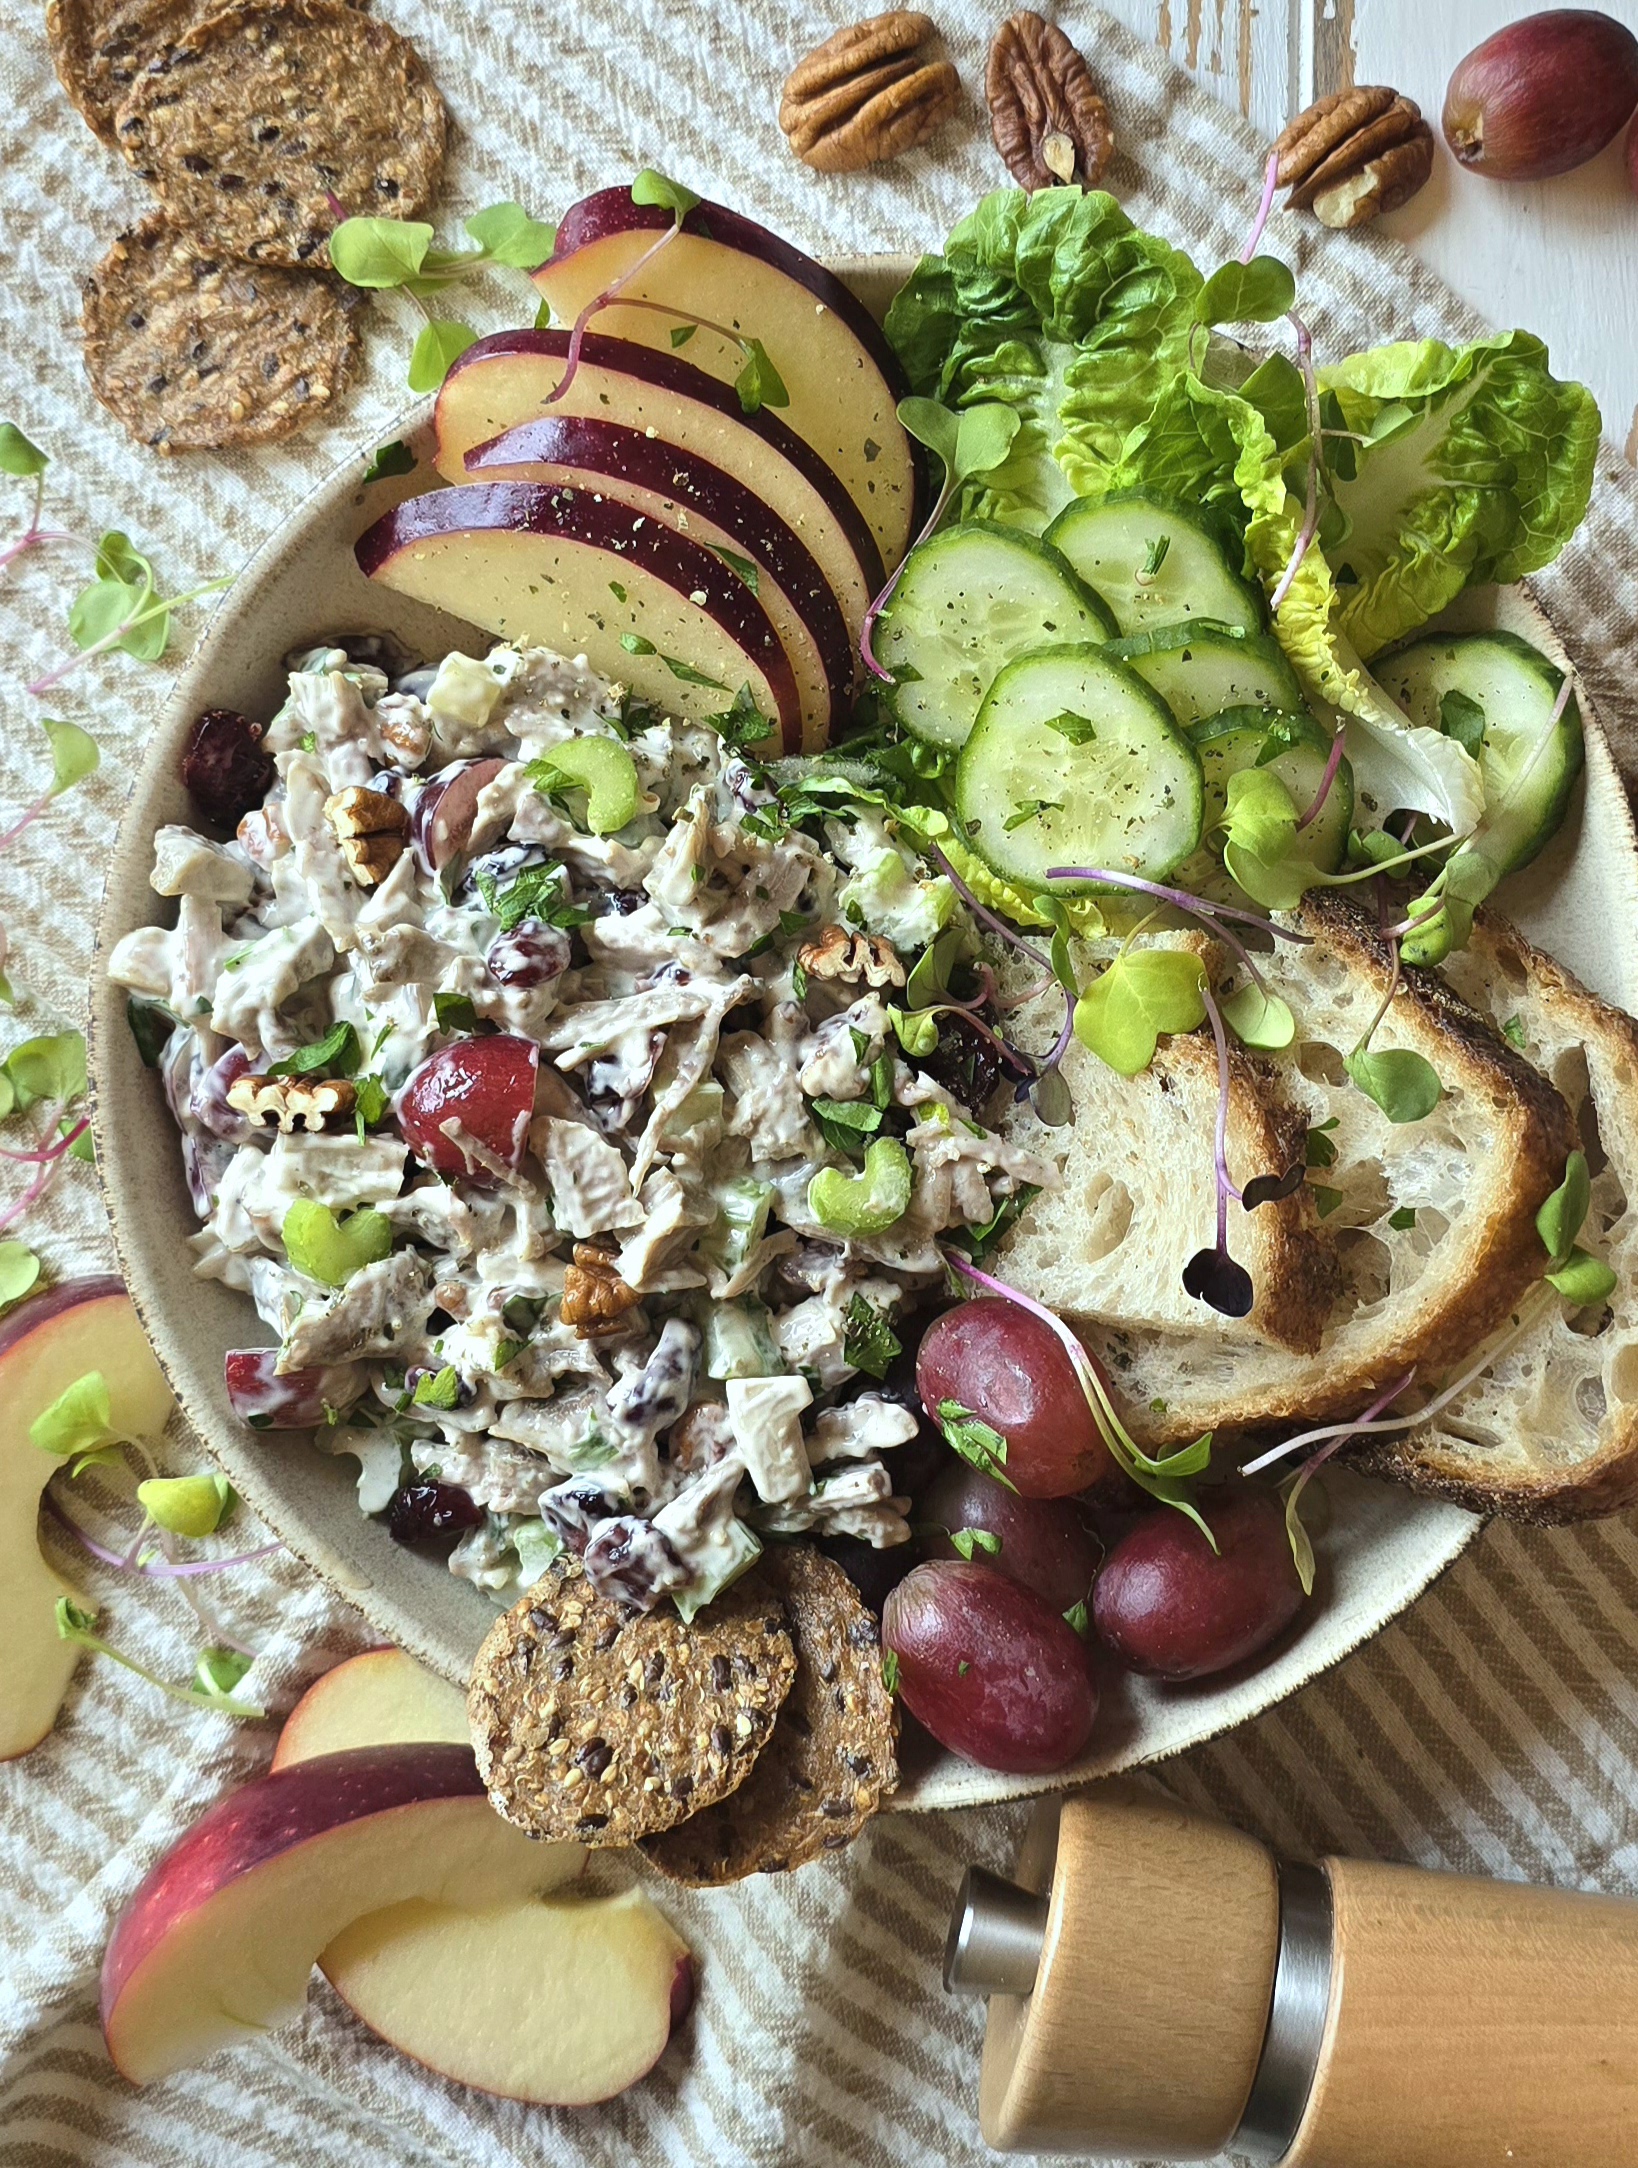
363 439 416 484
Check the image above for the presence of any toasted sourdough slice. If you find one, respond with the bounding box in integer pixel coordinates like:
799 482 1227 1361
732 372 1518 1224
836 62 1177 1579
1031 894 1576 1447
1345 911 1638 1520
999 933 1340 1355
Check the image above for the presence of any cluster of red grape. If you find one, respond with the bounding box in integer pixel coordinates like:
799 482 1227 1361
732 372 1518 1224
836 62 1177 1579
877 1300 1307 1775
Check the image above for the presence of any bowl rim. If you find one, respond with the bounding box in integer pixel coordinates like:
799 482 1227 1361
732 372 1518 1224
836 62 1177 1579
88 256 1638 1812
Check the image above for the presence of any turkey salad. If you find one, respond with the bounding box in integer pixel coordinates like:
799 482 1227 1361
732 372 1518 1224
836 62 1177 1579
109 640 1057 1618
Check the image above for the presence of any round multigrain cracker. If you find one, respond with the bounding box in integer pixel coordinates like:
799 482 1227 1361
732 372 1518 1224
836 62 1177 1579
47 0 369 146
468 1558 797 1847
82 215 364 452
642 1546 899 1884
111 0 446 267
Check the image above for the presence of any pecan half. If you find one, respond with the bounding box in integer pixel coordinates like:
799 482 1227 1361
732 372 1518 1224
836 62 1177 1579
326 785 409 886
1274 87 1434 228
986 12 1113 190
780 11 960 174
226 1074 357 1133
562 1244 642 1337
798 925 906 990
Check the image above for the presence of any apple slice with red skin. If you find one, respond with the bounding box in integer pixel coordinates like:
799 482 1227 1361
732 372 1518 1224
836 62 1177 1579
224 1349 364 1430
410 756 508 874
435 331 882 650
320 1885 694 2108
0 1278 174 1762
533 189 920 570
466 412 851 746
272 1646 469 1770
100 1743 584 2086
396 1034 538 1180
357 481 802 754
273 1649 689 2108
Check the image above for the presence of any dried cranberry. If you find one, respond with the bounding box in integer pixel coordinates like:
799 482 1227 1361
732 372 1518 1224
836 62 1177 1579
486 920 570 988
386 1481 482 1547
921 1012 1003 1114
180 708 275 827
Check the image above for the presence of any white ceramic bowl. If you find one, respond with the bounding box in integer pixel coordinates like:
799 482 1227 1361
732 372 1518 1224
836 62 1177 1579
89 260 1638 1811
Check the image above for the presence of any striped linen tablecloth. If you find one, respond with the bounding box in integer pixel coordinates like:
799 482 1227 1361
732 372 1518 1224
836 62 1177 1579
3 5 1638 2162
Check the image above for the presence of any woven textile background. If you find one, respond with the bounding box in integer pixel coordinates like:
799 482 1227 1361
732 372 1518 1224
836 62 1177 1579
4 5 1638 2163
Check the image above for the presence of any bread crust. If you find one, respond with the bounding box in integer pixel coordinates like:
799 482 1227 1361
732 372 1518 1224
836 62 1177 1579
1352 910 1638 1522
1108 895 1577 1445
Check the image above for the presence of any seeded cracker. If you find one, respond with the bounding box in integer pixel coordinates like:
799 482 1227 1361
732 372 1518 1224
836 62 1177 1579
82 215 363 452
642 1547 898 1884
47 0 367 147
111 0 446 268
468 1557 797 1847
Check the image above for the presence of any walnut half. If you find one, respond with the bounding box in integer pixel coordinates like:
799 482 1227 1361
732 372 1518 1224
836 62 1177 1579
798 925 906 990
326 785 409 886
561 1244 643 1338
226 1074 357 1133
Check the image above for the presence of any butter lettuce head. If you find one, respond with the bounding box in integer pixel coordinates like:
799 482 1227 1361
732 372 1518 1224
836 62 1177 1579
1318 332 1600 659
884 188 1205 532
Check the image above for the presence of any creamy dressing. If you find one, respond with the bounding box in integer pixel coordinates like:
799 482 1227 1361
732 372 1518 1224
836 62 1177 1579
110 640 1057 1616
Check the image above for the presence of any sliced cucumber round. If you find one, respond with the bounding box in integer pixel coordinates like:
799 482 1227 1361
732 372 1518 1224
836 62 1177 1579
1044 491 1265 638
1192 706 1353 875
953 644 1204 897
876 521 1116 751
1373 631 1583 875
1108 621 1306 728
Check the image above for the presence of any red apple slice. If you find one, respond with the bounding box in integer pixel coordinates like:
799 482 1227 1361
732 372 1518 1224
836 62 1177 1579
0 1278 174 1762
101 1743 582 2085
396 1034 538 1180
533 189 920 570
321 1886 694 2106
272 1647 469 1770
435 331 882 650
357 481 803 754
466 413 850 747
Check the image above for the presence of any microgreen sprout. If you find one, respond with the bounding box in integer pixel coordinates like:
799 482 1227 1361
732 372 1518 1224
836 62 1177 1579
54 1598 266 1720
1180 981 1257 1319
0 1027 91 1232
1240 150 1281 265
1268 310 1321 616
31 534 230 698
944 1248 1217 1542
329 202 558 392
860 400 1021 681
0 424 74 579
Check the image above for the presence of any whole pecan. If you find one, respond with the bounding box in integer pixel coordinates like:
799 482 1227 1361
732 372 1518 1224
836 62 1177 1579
1273 86 1435 228
986 11 1113 190
780 11 960 174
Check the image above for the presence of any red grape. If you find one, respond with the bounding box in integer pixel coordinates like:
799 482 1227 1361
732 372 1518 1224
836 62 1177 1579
918 1462 1099 1614
817 1533 918 1615
180 708 274 827
916 1298 1114 1499
397 1035 538 1179
411 758 507 873
1093 1491 1305 1682
882 1560 1098 1774
191 1045 254 1142
224 1350 362 1428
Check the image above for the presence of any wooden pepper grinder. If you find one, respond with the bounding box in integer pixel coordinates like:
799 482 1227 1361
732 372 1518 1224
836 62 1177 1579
946 1784 1638 2164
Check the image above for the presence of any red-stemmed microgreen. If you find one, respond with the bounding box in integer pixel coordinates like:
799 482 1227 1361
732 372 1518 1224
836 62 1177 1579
1044 863 1314 943
329 201 558 392
0 424 75 579
29 533 230 698
928 843 1053 971
45 1492 280 1579
1273 1369 1416 1592
0 1027 91 1230
1180 981 1258 1318
944 1248 1218 1542
1240 150 1281 264
860 399 1021 681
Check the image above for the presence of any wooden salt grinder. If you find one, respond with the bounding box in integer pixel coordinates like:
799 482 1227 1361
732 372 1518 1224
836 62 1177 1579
945 1784 1638 2164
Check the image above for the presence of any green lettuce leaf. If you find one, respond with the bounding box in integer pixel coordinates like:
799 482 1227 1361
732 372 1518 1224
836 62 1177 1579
884 188 1205 532
1318 333 1599 658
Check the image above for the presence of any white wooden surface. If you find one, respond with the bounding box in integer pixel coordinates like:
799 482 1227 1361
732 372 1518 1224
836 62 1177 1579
1102 0 1638 457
